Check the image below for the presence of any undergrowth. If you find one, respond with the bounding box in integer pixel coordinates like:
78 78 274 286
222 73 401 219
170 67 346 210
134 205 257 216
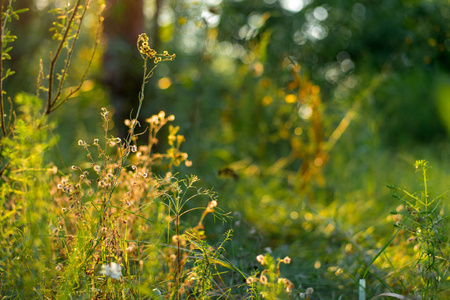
0 1 449 299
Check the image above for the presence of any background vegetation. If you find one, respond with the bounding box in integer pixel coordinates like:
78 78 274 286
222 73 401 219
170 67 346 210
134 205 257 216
1 0 449 298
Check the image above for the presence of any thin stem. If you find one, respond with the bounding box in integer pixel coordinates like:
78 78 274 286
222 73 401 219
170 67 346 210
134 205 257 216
0 1 6 137
92 58 150 252
175 213 181 300
46 0 82 115
48 0 95 113
423 165 428 208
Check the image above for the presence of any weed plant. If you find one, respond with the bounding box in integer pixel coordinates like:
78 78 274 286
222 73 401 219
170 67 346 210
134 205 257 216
360 160 449 299
387 160 449 299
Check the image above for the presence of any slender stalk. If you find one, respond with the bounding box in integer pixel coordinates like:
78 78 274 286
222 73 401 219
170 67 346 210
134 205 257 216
423 164 428 207
90 57 151 257
175 213 181 300
0 1 6 137
46 0 82 115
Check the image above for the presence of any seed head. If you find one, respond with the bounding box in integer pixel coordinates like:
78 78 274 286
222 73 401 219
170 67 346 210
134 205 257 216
256 254 265 265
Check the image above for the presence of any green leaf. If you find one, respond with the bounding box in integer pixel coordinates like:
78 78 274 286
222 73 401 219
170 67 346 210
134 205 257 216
5 69 15 77
14 8 30 14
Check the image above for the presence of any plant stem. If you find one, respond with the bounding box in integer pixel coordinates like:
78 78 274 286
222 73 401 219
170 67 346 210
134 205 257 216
46 0 82 115
175 213 181 300
0 1 6 137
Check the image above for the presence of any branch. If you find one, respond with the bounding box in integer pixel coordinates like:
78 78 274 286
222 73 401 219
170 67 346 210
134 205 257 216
46 0 82 115
48 5 102 113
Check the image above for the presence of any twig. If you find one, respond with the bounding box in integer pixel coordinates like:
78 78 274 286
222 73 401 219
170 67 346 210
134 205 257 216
48 0 92 113
46 0 82 115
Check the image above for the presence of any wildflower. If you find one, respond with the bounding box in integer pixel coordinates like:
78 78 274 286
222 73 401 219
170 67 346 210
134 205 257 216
78 140 85 146
260 274 268 284
126 243 136 253
130 145 137 152
100 107 108 119
93 165 101 173
283 256 291 264
306 287 314 294
71 165 78 170
207 200 217 211
49 166 58 174
256 254 265 265
146 115 159 124
172 235 180 243
246 276 256 284
99 262 122 280
137 33 157 59
284 279 295 292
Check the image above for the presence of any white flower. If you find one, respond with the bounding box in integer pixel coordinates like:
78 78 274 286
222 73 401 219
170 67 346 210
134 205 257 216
99 262 122 280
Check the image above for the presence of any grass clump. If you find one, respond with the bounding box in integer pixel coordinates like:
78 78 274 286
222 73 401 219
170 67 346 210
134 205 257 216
387 160 449 299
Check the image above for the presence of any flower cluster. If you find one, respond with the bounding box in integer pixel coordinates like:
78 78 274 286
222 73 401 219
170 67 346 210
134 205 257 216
299 287 314 298
137 33 176 63
278 278 295 292
249 254 296 296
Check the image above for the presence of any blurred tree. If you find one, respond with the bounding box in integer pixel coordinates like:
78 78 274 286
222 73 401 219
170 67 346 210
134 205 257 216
215 0 450 146
102 0 145 136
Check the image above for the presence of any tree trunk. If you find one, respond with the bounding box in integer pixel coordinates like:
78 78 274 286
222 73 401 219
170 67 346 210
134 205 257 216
102 0 144 137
